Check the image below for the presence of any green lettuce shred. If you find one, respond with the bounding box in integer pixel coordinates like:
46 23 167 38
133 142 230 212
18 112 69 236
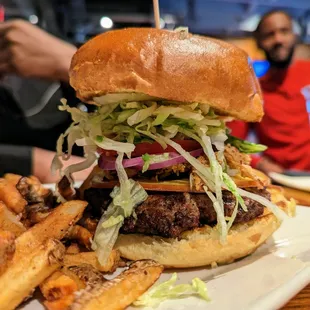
92 153 148 265
227 135 267 154
142 153 170 173
133 273 210 308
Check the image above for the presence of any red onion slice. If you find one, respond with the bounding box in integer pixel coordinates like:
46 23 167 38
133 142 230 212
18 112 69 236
98 148 204 171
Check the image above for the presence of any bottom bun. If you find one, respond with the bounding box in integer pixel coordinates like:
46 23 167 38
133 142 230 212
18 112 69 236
115 213 279 268
115 189 295 268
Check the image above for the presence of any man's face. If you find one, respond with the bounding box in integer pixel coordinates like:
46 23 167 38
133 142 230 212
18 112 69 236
257 12 296 68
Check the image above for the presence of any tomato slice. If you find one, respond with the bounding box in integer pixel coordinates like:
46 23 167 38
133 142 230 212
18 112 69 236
98 140 201 157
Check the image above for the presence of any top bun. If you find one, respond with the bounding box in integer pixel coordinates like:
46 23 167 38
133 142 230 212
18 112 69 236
70 28 263 122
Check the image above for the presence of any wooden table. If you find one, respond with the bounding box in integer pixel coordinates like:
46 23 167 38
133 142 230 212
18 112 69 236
280 186 310 308
282 186 310 207
282 284 310 309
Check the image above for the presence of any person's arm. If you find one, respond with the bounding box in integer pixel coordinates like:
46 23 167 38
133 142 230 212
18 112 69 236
32 148 94 184
0 144 33 176
0 19 77 83
255 156 284 174
0 145 93 183
227 120 284 175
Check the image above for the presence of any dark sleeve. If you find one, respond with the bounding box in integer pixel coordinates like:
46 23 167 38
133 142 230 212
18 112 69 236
0 145 32 176
60 82 81 107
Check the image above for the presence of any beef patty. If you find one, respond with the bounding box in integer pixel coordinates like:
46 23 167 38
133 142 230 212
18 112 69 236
84 188 268 238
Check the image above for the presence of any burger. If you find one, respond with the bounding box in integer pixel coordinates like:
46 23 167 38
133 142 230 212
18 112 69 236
54 27 295 268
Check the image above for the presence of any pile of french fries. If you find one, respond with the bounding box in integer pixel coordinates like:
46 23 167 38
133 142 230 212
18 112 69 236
0 174 164 310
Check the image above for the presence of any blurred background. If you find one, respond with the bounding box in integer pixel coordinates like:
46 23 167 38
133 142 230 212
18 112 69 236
1 0 310 77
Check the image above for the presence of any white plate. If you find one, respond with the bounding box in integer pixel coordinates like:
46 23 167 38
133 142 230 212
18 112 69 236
43 181 83 190
269 172 310 192
21 206 310 310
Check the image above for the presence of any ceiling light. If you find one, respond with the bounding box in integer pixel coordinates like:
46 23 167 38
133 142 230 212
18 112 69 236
29 14 39 25
100 17 113 29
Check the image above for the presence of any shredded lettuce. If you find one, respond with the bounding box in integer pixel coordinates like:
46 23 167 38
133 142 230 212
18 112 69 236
227 135 267 154
133 273 210 308
222 173 247 212
120 101 142 109
152 113 169 126
127 102 157 126
93 135 135 153
116 109 137 123
158 135 214 185
92 156 148 265
237 187 286 221
135 121 167 149
210 131 228 152
204 187 227 242
142 153 170 173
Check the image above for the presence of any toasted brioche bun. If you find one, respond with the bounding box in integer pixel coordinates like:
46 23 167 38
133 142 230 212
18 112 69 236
69 28 263 122
114 188 295 268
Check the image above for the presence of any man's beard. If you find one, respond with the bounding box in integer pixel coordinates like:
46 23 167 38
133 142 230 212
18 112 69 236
266 45 295 69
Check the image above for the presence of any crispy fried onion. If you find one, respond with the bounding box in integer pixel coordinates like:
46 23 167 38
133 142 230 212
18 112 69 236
191 145 265 191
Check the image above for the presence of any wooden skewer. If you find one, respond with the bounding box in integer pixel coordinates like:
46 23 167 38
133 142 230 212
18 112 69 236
153 0 161 29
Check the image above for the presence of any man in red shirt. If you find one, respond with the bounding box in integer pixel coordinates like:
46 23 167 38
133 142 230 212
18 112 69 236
229 10 310 174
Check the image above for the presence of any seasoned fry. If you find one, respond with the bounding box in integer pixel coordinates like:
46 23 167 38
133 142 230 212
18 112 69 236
83 217 98 234
41 264 106 310
44 295 75 310
64 265 106 286
66 243 81 254
0 179 27 214
57 175 76 201
67 225 92 249
0 239 65 310
64 250 121 273
26 202 52 224
0 201 26 236
71 260 164 310
17 176 52 203
15 200 88 258
0 230 15 276
40 269 85 310
3 173 22 185
0 201 85 309
40 270 82 300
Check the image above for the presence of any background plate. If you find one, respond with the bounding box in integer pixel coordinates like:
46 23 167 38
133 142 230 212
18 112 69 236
269 172 310 192
21 206 310 310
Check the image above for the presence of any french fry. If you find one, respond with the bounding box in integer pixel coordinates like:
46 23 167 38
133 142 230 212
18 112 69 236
29 175 51 196
57 175 76 201
44 294 74 310
63 265 106 286
66 243 81 254
82 217 98 234
15 200 88 258
67 225 92 249
64 250 121 273
40 270 82 300
0 201 26 236
0 179 27 214
0 239 65 310
71 260 164 310
41 264 106 310
27 203 51 224
0 230 15 276
3 173 22 185
17 176 51 203
44 295 75 310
